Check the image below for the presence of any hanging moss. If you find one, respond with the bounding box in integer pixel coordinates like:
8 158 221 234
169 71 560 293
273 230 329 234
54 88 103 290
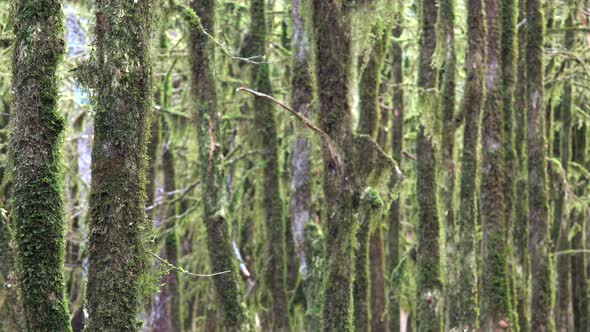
9 1 72 331
186 0 251 330
83 1 154 330
455 0 485 330
526 0 555 329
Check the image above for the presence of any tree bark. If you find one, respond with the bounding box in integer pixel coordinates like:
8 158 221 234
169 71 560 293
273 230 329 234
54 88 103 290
186 1 251 330
9 1 71 330
526 0 554 329
85 1 153 330
456 0 485 330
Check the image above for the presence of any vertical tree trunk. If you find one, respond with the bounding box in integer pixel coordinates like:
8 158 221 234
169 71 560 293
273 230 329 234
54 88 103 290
514 0 531 330
436 0 458 324
289 0 318 329
501 0 520 327
388 7 404 331
85 1 152 330
9 1 71 330
554 2 575 330
571 123 588 332
246 0 289 329
456 0 485 329
186 1 250 330
354 23 388 332
312 1 357 330
415 0 442 330
480 0 512 329
526 0 554 329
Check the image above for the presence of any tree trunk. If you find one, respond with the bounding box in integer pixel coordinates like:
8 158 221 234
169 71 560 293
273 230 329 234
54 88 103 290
9 1 71 330
186 1 250 330
456 0 485 329
246 0 289 329
85 1 152 330
312 1 357 330
526 0 554 329
415 1 442 330
388 8 404 331
479 0 512 329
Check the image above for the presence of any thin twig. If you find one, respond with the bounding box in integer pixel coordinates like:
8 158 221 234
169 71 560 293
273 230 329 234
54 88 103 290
236 87 338 163
150 251 230 277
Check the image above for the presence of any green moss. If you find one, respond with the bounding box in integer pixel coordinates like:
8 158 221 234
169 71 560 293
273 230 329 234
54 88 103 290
9 1 71 331
83 1 154 330
185 0 251 330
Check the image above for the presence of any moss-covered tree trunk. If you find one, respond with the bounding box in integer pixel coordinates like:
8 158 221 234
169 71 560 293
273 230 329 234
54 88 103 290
526 0 554 329
415 0 442 330
514 0 531 330
388 8 404 331
9 1 71 330
554 3 575 330
289 0 318 328
354 23 387 332
479 0 512 329
312 1 357 330
246 0 289 329
84 1 152 330
455 0 485 330
501 0 519 327
186 0 250 330
436 0 458 324
571 123 588 332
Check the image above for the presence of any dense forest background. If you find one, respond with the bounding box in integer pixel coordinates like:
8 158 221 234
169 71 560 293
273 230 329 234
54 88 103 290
1 0 590 331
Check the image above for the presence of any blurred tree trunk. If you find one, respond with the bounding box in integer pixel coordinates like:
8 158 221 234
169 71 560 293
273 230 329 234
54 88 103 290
526 0 554 329
186 0 251 330
415 0 442 330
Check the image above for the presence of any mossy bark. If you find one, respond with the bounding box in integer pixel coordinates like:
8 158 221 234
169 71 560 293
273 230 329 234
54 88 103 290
526 0 554 329
187 0 250 330
9 1 71 331
290 0 317 329
388 10 404 331
501 0 520 327
311 1 357 330
354 23 387 332
554 3 575 330
456 0 485 329
479 0 513 329
571 123 588 332
514 0 531 330
436 0 458 324
415 0 442 330
247 0 289 329
84 1 153 330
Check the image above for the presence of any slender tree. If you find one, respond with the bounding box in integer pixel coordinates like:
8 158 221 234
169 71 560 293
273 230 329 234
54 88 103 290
184 0 250 329
388 6 404 331
415 0 442 330
554 2 575 330
84 1 153 329
514 0 531 329
246 0 289 329
9 0 71 330
354 23 388 332
456 0 485 329
526 0 554 329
